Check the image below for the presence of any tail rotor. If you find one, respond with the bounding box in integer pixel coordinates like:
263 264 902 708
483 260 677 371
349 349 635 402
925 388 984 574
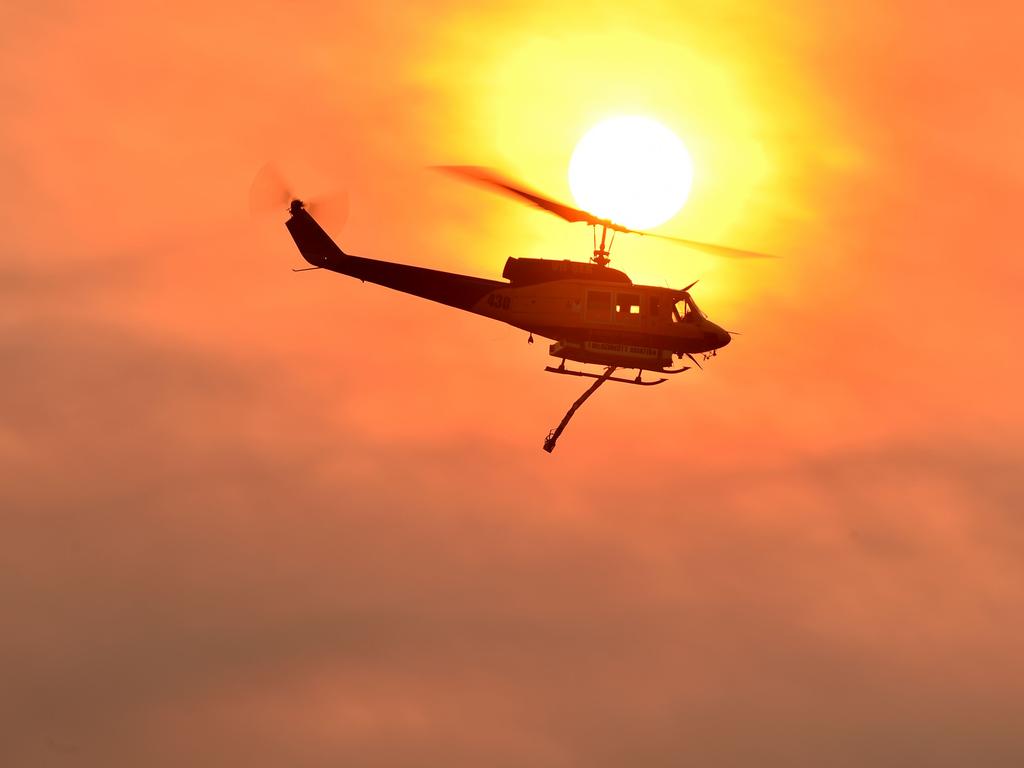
249 163 350 231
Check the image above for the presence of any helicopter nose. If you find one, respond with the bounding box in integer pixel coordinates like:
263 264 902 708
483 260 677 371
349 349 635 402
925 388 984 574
706 323 731 349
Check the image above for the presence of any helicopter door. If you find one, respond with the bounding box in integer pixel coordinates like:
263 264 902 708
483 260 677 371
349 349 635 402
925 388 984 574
650 296 670 327
585 290 612 323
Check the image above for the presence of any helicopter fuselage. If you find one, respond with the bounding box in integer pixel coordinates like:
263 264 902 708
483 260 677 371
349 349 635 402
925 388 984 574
285 200 730 372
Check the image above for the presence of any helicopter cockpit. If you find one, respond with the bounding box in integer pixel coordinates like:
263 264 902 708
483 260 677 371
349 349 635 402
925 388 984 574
672 294 705 323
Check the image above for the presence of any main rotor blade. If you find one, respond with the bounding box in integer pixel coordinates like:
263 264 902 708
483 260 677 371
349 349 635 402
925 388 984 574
436 165 777 259
640 232 777 259
435 165 621 229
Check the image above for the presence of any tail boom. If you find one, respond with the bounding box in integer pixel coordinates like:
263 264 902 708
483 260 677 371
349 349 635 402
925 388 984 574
285 201 504 313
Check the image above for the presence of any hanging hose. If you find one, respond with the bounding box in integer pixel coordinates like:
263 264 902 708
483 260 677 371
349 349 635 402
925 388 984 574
542 367 617 453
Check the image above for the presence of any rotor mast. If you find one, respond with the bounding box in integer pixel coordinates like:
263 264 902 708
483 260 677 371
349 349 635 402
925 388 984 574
591 223 616 267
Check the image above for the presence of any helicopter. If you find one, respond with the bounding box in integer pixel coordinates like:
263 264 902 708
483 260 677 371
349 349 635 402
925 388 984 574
279 165 772 452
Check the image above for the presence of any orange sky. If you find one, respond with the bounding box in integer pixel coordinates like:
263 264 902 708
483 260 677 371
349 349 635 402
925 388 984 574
2 1 1023 765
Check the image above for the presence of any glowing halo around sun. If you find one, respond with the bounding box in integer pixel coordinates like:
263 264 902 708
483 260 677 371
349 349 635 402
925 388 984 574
568 116 693 230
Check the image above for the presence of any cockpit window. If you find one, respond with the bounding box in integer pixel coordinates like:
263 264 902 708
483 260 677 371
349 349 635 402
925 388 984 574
674 295 705 322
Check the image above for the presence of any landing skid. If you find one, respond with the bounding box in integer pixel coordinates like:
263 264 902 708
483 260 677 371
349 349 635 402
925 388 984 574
544 363 668 386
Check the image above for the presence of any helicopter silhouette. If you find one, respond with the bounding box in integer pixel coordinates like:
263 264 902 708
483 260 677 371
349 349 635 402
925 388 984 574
279 165 772 452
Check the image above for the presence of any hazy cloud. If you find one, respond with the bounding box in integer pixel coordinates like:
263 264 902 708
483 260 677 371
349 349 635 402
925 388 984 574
2 1 1023 766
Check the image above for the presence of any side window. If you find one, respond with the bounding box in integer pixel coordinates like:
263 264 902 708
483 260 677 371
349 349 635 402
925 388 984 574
615 293 641 323
585 291 612 322
650 297 660 318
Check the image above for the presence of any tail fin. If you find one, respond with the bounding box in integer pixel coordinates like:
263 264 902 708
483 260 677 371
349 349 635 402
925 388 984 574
284 200 346 268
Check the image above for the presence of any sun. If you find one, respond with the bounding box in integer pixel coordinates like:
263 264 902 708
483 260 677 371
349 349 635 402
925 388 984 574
568 116 693 230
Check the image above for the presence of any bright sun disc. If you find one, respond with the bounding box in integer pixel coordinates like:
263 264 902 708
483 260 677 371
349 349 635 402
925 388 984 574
569 116 693 230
